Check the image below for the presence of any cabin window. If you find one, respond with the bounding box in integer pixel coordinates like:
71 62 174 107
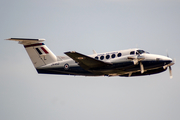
111 54 116 58
130 51 135 55
106 55 110 59
117 53 121 57
100 56 104 60
95 56 98 60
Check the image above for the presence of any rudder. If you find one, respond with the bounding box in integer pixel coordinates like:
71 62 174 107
6 38 57 68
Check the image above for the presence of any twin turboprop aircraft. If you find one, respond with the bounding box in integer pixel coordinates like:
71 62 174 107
7 38 175 78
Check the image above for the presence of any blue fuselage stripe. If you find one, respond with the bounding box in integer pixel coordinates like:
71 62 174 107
36 60 171 76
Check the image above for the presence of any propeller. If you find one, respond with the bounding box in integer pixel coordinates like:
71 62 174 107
140 62 144 74
127 52 145 74
169 66 173 79
137 52 145 74
163 52 175 79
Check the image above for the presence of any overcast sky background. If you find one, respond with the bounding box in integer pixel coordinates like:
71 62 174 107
0 0 180 120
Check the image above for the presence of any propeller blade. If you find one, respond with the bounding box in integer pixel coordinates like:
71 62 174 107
169 66 173 79
166 49 169 57
165 51 174 79
167 53 169 57
133 59 139 65
140 62 144 74
173 58 176 64
163 61 175 69
128 72 132 77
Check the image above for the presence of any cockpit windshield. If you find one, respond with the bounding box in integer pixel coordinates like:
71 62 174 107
137 50 149 54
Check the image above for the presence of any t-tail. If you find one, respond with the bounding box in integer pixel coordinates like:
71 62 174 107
6 38 57 68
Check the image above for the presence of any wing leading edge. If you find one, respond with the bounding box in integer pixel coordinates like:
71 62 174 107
64 51 112 70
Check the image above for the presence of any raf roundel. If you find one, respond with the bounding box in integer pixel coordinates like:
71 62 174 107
64 63 69 70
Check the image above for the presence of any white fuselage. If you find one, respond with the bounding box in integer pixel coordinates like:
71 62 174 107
37 48 173 77
7 38 174 77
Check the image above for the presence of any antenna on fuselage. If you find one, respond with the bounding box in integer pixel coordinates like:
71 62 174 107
93 50 97 54
136 44 138 48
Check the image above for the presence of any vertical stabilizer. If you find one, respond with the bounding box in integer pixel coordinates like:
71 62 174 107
6 38 57 68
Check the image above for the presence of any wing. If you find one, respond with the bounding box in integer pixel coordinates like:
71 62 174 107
64 51 112 70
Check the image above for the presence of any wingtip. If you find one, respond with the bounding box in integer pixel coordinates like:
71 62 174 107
5 38 11 40
64 51 76 54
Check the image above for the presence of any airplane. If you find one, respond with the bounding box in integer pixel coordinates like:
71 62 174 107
6 38 175 78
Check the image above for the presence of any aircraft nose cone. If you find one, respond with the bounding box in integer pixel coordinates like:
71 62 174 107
167 60 172 64
167 57 172 62
163 56 173 64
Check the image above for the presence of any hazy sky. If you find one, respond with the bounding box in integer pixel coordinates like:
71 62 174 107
1 0 180 120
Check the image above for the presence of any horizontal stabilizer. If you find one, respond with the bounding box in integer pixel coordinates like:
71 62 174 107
6 38 45 45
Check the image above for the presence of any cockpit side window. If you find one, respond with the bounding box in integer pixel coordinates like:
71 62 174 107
130 51 135 55
137 50 145 54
